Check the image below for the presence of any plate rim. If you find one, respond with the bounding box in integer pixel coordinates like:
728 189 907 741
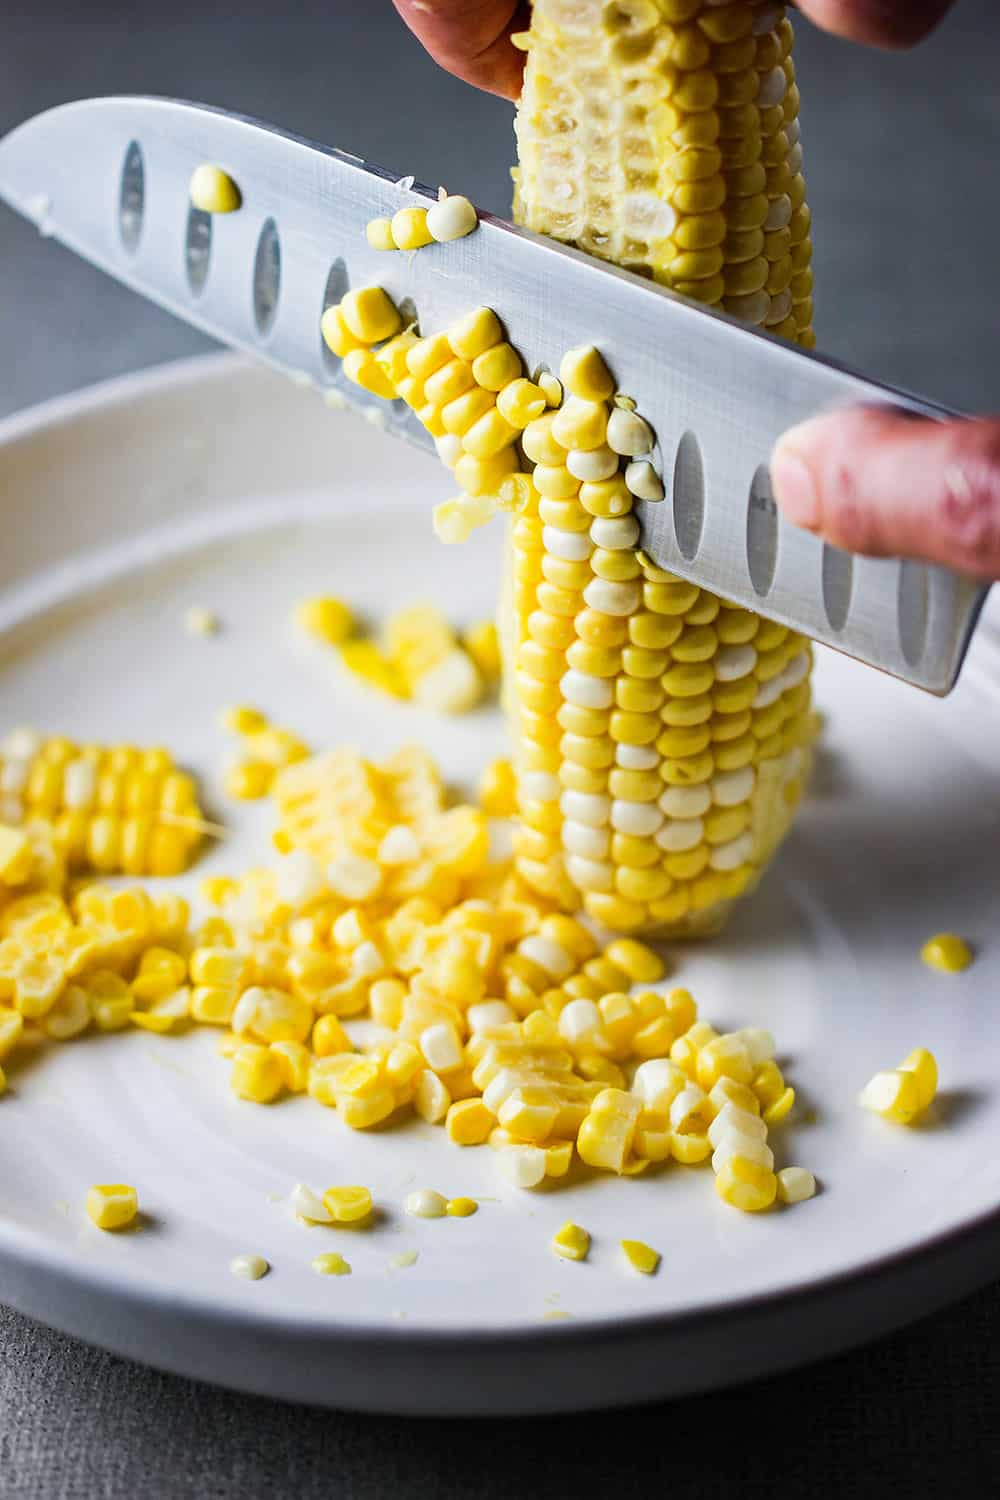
1 351 999 1410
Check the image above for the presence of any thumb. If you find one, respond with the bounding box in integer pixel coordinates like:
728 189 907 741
771 408 1000 581
793 1 957 48
392 1 529 100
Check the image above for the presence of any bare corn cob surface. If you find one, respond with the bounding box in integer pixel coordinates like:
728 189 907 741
513 0 814 340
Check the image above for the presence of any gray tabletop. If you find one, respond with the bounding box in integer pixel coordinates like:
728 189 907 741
1 2 999 1493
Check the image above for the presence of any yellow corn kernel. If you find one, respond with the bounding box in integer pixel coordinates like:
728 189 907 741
224 760 274 801
320 304 366 359
369 977 406 1030
603 938 665 985
132 947 187 1003
0 1009 24 1059
366 216 396 250
322 1185 373 1223
295 595 354 645
189 164 241 214
446 1097 493 1145
576 1088 641 1174
898 1047 938 1111
496 378 547 428
312 1013 352 1058
552 1221 590 1262
473 342 522 392
86 1183 139 1231
270 1039 311 1093
0 1062 5 1096
191 985 237 1026
391 206 433 250
620 1239 660 1276
670 1130 712 1165
342 349 398 399
462 408 519 459
762 1086 796 1126
463 620 501 682
858 1068 923 1126
340 1087 397 1129
386 1040 423 1086
311 1252 352 1277
560 345 614 403
0 826 32 884
448 306 502 361
478 758 517 817
446 1196 478 1217
339 287 402 344
230 1043 284 1103
715 1156 778 1213
920 933 972 974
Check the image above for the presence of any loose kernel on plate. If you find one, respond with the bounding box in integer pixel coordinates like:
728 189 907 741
920 933 972 974
552 1222 590 1262
183 606 220 637
312 1252 352 1277
860 1048 938 1124
446 1196 478 1218
86 1184 139 1232
295 595 355 645
292 1183 333 1224
323 1185 373 1224
776 1167 816 1205
405 1189 448 1219
230 1254 270 1280
621 1239 660 1275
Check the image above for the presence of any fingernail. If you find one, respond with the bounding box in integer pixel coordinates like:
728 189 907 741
771 442 820 530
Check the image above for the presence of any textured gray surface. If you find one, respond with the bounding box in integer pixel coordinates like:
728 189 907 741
2 1 1000 1492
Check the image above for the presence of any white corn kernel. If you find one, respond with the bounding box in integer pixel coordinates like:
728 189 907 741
420 1022 464 1073
566 445 619 482
405 1188 448 1218
777 1167 817 1204
606 408 653 457
624 460 664 501
560 671 613 710
291 1183 333 1224
426 194 478 242
589 515 639 550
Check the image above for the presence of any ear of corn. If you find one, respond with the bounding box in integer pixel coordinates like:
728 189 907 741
500 0 816 935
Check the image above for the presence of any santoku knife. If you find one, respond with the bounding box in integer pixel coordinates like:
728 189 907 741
0 95 988 694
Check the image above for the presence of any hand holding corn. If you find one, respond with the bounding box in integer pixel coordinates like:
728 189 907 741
393 1 956 100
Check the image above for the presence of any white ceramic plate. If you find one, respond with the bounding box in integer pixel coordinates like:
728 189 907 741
1 355 998 1415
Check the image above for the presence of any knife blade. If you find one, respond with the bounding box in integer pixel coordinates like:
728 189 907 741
0 95 987 693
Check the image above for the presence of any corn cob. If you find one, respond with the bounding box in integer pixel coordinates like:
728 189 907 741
0 728 205 876
499 0 816 934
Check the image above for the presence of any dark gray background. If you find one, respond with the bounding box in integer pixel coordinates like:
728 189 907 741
2 2 999 1494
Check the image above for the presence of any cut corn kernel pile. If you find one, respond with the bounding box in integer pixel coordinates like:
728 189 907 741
0 735 809 1215
296 598 500 715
